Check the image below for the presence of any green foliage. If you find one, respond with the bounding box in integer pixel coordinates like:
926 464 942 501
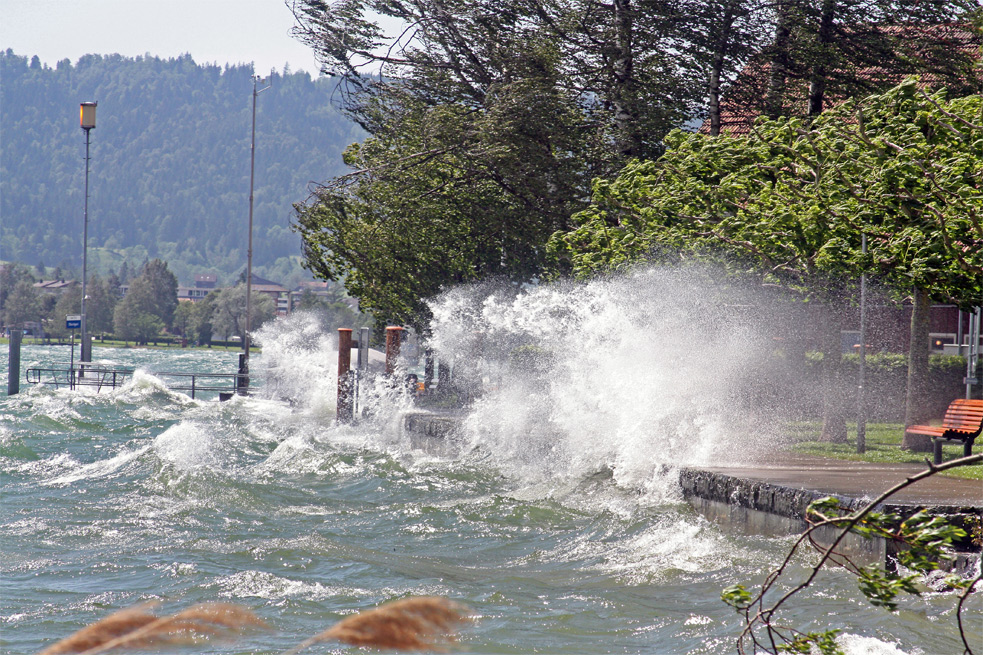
295 81 584 327
111 259 178 340
553 80 983 310
2 279 42 329
209 284 275 341
292 0 743 327
0 50 362 284
775 630 842 655
721 584 752 609
725 456 982 654
806 500 967 610
173 296 216 345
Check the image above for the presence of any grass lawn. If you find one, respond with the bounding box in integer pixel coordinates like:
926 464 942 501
0 337 257 353
786 422 982 481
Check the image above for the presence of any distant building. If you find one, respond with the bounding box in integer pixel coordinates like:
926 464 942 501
177 286 212 302
33 279 77 293
289 280 331 312
194 274 217 289
248 274 291 316
700 23 980 136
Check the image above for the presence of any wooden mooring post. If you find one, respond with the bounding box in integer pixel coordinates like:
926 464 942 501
7 330 22 395
385 326 404 376
337 328 354 423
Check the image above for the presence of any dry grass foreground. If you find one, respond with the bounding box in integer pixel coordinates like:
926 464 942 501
38 597 473 654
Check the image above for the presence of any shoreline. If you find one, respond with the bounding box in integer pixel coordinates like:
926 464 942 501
1 337 259 353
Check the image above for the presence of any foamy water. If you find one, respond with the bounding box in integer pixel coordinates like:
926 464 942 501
2 270 978 654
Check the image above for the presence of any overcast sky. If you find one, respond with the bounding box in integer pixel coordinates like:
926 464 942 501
1 0 323 75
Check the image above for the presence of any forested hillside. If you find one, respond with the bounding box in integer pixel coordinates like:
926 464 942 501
1 50 362 286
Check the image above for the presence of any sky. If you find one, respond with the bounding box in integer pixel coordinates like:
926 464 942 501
1 0 323 76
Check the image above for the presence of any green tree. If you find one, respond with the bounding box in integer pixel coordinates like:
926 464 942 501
290 0 717 327
48 288 82 340
2 278 41 330
84 274 117 334
112 300 165 345
124 259 179 329
552 80 983 443
111 259 178 343
210 284 275 342
172 297 216 345
294 287 370 331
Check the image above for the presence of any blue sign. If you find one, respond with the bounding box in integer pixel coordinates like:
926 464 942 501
66 315 82 330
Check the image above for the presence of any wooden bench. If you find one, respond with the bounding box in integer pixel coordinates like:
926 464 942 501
905 398 983 465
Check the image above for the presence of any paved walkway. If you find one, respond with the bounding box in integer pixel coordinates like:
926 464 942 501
694 453 982 507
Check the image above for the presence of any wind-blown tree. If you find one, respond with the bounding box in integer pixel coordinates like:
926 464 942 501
48 276 116 339
552 80 983 443
83 274 118 334
290 0 713 327
819 82 982 443
172 294 216 345
112 259 178 343
210 284 276 342
295 68 590 327
2 278 41 331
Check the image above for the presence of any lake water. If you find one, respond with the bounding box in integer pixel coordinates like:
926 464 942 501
2 273 980 654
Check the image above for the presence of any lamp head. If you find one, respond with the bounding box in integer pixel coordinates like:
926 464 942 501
80 102 97 130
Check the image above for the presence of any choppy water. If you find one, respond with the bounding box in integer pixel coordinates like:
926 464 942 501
2 272 980 654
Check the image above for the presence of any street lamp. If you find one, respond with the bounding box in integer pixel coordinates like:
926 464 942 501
80 101 97 363
239 75 270 393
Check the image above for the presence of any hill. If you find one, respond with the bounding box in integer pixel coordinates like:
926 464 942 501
0 50 362 286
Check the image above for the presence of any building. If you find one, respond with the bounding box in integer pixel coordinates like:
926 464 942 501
33 279 78 294
701 23 980 136
248 274 291 316
177 274 219 303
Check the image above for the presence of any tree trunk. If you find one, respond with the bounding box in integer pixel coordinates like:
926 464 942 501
766 0 791 118
902 287 933 451
708 6 736 136
611 0 639 159
819 302 848 443
807 0 836 117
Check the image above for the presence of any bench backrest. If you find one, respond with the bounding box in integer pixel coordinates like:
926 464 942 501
942 399 983 435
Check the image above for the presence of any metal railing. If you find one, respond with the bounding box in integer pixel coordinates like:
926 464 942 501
25 364 134 392
146 371 249 399
24 365 249 399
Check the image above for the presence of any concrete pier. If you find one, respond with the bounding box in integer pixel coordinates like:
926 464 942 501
679 455 981 569
402 412 981 566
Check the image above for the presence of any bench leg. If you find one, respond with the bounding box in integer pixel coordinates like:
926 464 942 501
964 439 975 459
933 439 943 466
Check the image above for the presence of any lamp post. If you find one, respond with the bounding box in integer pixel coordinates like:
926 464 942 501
241 75 270 391
80 101 97 364
856 232 867 454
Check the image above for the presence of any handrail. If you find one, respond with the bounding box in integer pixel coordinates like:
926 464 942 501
24 366 251 399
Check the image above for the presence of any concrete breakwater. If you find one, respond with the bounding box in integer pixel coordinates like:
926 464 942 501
402 411 981 568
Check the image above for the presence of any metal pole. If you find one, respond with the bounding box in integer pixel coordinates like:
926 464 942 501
81 126 91 364
70 331 76 390
243 75 271 374
856 233 867 453
956 309 964 357
358 327 371 371
968 307 981 399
